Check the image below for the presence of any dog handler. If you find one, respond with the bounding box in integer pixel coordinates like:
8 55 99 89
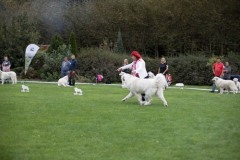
210 57 224 93
68 54 77 86
117 51 148 101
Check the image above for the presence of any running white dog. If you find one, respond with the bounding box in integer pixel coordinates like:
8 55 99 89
147 71 168 90
21 85 29 92
0 70 17 84
233 78 240 93
120 72 168 106
57 75 69 87
212 77 238 94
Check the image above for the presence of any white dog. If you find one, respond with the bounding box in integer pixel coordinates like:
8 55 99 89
212 77 238 94
21 85 29 92
233 78 240 93
120 72 168 106
57 75 69 87
147 71 168 90
74 87 83 95
0 70 17 84
148 71 155 79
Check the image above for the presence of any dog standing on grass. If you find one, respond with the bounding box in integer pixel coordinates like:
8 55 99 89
0 70 17 84
233 78 240 93
212 77 238 94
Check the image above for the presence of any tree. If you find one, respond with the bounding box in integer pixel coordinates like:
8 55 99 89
48 34 64 53
69 31 78 55
113 29 125 53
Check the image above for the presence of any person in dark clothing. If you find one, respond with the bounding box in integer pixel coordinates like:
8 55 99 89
223 62 231 80
68 54 77 86
158 57 168 76
61 57 70 77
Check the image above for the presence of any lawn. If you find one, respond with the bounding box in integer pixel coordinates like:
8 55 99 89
0 83 239 160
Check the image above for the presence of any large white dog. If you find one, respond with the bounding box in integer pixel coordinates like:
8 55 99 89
233 78 240 93
212 77 238 94
120 72 168 106
57 75 69 87
0 70 17 84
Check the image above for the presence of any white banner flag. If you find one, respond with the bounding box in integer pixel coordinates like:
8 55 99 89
25 44 40 75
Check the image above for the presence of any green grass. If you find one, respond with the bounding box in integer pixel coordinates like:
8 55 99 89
0 83 239 160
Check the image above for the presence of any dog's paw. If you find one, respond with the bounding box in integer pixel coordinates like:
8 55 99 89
143 101 151 106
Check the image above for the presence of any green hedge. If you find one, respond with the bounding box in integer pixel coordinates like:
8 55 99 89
17 48 239 85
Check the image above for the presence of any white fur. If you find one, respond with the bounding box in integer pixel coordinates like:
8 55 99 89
147 71 168 89
0 70 17 84
233 78 240 93
57 76 69 87
74 87 83 95
120 72 168 106
21 85 29 92
212 77 238 94
148 71 155 79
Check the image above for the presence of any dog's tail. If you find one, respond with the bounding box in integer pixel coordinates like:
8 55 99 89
155 73 168 89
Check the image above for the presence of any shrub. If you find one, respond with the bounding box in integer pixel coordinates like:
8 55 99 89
69 31 78 55
77 48 127 83
17 47 239 85
22 44 71 81
167 55 213 85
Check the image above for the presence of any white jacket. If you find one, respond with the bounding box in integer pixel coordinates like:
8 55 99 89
121 58 148 78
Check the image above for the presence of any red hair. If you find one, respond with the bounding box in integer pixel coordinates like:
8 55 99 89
130 51 142 60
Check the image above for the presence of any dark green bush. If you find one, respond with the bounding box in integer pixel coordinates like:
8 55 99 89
17 47 239 85
167 55 213 85
77 48 127 83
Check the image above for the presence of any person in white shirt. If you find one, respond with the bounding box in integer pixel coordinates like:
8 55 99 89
117 51 148 101
117 51 148 78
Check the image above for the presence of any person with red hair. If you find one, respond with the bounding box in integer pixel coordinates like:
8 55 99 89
117 51 148 78
117 51 148 101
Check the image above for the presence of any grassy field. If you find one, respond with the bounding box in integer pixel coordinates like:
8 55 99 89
0 83 239 160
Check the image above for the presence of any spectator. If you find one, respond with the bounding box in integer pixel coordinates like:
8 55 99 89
61 57 70 77
2 55 11 72
158 57 168 76
68 54 77 86
223 62 231 80
117 51 148 101
122 59 131 74
210 58 224 93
